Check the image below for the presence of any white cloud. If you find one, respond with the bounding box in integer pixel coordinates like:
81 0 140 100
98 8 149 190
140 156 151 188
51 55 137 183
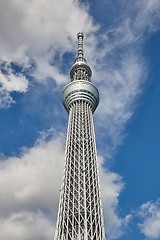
94 51 146 157
0 90 15 108
0 0 97 81
138 199 160 239
0 133 64 239
98 156 132 239
81 0 159 160
0 0 158 108
0 61 28 108
0 71 28 93
135 0 160 33
0 0 98 107
0 131 130 240
0 134 64 218
0 211 53 240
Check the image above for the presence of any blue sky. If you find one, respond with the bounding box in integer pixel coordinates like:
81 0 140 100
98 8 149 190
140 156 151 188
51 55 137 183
0 0 160 239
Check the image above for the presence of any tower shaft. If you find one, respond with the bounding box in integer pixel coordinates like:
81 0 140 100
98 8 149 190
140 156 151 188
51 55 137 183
54 33 105 240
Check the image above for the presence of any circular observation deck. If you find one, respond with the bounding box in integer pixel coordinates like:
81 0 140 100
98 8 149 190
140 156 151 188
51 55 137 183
70 61 92 82
62 80 99 113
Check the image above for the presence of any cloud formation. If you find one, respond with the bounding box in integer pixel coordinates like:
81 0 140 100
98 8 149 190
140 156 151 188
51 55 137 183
0 211 53 240
0 132 128 240
99 156 132 239
87 0 160 158
0 133 64 239
0 0 97 107
138 199 160 239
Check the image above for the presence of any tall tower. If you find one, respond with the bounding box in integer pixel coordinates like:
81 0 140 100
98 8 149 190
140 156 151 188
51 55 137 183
54 33 105 240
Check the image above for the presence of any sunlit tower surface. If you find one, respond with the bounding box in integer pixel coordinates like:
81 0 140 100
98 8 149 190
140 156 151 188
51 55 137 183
54 33 105 240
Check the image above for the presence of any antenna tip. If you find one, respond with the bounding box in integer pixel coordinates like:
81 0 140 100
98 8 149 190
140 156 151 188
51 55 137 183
77 32 84 38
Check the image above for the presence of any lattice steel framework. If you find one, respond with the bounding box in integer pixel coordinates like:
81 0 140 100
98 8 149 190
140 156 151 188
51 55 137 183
54 33 105 240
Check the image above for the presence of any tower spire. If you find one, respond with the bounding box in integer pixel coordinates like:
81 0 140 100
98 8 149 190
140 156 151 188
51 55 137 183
70 32 92 82
77 32 84 61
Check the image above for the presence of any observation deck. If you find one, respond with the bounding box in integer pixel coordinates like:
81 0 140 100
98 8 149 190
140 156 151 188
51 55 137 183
62 32 99 113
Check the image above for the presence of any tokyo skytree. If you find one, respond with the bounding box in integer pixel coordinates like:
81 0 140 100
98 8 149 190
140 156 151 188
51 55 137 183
54 33 105 240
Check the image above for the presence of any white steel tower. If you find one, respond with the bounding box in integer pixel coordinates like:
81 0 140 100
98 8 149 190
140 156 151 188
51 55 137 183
54 33 105 240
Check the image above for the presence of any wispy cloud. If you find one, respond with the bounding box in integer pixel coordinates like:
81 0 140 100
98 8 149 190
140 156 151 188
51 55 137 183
99 156 132 239
135 0 160 33
0 90 15 108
